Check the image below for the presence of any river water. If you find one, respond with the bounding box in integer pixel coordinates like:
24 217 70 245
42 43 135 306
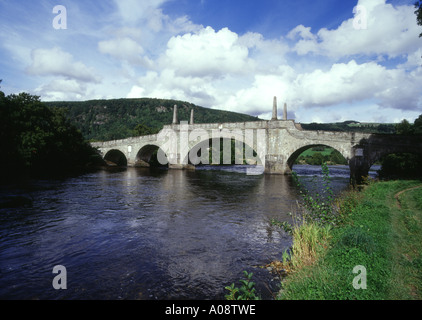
0 165 379 300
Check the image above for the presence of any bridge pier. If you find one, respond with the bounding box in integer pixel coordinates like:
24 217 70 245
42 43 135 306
349 147 372 186
168 153 195 170
349 163 371 186
264 155 292 175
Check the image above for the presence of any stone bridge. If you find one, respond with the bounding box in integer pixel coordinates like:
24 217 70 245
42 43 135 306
91 99 422 185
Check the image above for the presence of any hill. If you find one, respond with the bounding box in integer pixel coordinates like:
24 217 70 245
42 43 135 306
45 98 259 141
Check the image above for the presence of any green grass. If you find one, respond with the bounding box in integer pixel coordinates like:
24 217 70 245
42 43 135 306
278 180 422 300
389 185 422 299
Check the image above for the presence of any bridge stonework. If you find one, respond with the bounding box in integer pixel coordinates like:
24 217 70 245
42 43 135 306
91 119 422 185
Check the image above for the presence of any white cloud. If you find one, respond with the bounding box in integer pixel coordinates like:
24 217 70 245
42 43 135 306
113 0 201 34
238 32 290 72
291 0 421 59
127 85 146 98
114 0 168 28
26 47 100 83
161 27 252 78
98 37 153 67
294 60 386 106
34 79 88 101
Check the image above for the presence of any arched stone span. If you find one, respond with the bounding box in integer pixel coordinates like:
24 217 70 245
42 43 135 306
104 149 128 167
287 144 349 171
135 144 168 167
182 137 263 166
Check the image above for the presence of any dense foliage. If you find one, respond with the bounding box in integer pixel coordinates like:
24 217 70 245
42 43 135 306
395 115 422 135
45 98 259 141
378 153 422 179
0 91 102 180
379 115 422 179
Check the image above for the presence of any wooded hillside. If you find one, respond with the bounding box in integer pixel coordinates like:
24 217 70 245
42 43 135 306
45 98 259 141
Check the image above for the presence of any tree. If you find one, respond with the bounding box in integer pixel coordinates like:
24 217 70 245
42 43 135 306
378 153 422 179
330 150 348 165
396 119 414 135
415 1 422 37
133 123 158 136
0 91 102 180
414 114 422 134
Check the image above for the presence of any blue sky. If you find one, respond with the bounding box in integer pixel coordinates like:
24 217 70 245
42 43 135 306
0 0 421 123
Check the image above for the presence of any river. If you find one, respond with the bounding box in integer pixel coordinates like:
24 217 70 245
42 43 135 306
0 164 379 300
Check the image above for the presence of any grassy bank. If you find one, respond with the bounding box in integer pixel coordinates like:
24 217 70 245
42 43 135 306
278 180 422 300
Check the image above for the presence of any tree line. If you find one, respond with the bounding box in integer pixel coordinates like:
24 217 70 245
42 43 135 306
395 116 422 135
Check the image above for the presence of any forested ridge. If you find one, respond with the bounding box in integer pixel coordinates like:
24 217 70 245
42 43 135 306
45 98 259 141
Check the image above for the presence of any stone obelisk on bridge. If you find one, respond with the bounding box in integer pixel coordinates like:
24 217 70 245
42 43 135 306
173 105 178 124
272 96 278 120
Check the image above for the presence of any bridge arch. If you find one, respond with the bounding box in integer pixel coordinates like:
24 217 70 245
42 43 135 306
287 144 349 171
182 137 264 167
104 149 128 167
135 144 168 167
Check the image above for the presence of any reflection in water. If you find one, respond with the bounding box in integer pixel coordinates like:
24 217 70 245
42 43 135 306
0 165 355 300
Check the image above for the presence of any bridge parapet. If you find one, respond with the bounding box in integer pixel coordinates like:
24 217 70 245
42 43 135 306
163 119 300 131
91 134 159 149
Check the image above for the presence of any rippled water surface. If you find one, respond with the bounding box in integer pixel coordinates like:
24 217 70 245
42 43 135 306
0 165 377 299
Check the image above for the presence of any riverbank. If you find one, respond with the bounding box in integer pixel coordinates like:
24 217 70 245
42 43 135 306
277 180 422 300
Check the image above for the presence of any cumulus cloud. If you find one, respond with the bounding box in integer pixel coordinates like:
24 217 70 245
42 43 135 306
293 60 422 111
126 26 292 108
290 0 421 59
161 27 252 78
34 79 89 101
26 47 100 83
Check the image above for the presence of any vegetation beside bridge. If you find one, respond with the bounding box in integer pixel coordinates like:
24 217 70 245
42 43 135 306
276 178 422 300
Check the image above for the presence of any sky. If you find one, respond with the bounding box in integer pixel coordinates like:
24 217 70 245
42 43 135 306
0 0 421 123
